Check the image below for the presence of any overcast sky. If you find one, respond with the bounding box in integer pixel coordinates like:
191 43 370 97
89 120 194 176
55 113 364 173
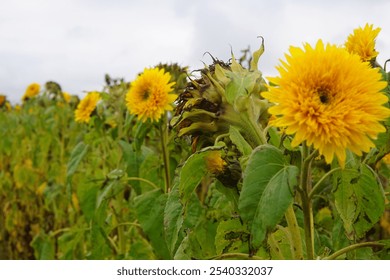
1 0 390 103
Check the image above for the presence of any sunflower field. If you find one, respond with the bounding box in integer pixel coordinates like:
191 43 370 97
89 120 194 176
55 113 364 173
1 24 390 260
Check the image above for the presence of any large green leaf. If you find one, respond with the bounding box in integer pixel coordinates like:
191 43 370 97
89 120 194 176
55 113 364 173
77 182 98 222
164 179 184 255
31 232 55 260
90 216 113 260
66 141 89 179
135 189 170 259
178 151 209 204
334 164 385 239
118 140 148 195
239 145 286 224
251 165 298 248
66 141 89 200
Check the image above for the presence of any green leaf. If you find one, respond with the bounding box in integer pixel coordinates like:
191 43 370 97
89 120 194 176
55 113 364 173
66 141 89 179
177 217 218 260
215 218 249 255
139 152 163 191
118 140 145 195
135 189 170 259
250 36 265 71
90 216 113 260
31 232 55 260
239 145 286 224
334 164 385 239
229 125 252 156
178 151 209 204
133 120 152 151
251 165 298 248
77 182 98 222
164 179 184 255
268 227 294 260
225 71 261 105
174 235 191 260
57 229 85 259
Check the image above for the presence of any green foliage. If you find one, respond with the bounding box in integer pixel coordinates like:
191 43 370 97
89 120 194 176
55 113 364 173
333 164 385 239
1 49 389 261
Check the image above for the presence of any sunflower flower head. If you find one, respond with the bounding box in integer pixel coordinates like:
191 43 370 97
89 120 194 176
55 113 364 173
22 83 41 101
263 40 390 168
345 23 381 62
74 91 101 123
126 67 176 122
0 95 6 107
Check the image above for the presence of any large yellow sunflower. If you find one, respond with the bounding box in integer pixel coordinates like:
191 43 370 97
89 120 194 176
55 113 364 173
22 83 41 101
263 40 390 167
74 92 100 123
345 23 380 62
126 67 176 122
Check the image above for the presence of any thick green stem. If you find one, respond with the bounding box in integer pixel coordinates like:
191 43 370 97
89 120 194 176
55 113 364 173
160 114 171 193
323 242 384 260
285 204 304 260
219 105 266 148
299 143 317 260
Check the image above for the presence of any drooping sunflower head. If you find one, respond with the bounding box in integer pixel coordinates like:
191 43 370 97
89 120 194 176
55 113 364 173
171 48 269 151
74 91 101 123
345 23 381 62
22 83 41 101
263 40 390 167
125 67 176 122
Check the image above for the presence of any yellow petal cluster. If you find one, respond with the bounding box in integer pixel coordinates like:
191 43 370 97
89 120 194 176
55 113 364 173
205 151 226 174
74 92 100 123
126 68 176 122
345 23 381 61
263 40 390 167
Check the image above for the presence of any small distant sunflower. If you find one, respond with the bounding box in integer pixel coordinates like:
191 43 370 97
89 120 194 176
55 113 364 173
345 23 381 62
263 40 390 167
5 102 11 111
0 95 5 106
126 67 176 122
22 83 40 101
74 92 100 123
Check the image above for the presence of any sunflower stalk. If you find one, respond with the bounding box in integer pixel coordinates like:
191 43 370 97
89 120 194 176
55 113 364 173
219 105 266 147
299 143 318 260
160 113 171 193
